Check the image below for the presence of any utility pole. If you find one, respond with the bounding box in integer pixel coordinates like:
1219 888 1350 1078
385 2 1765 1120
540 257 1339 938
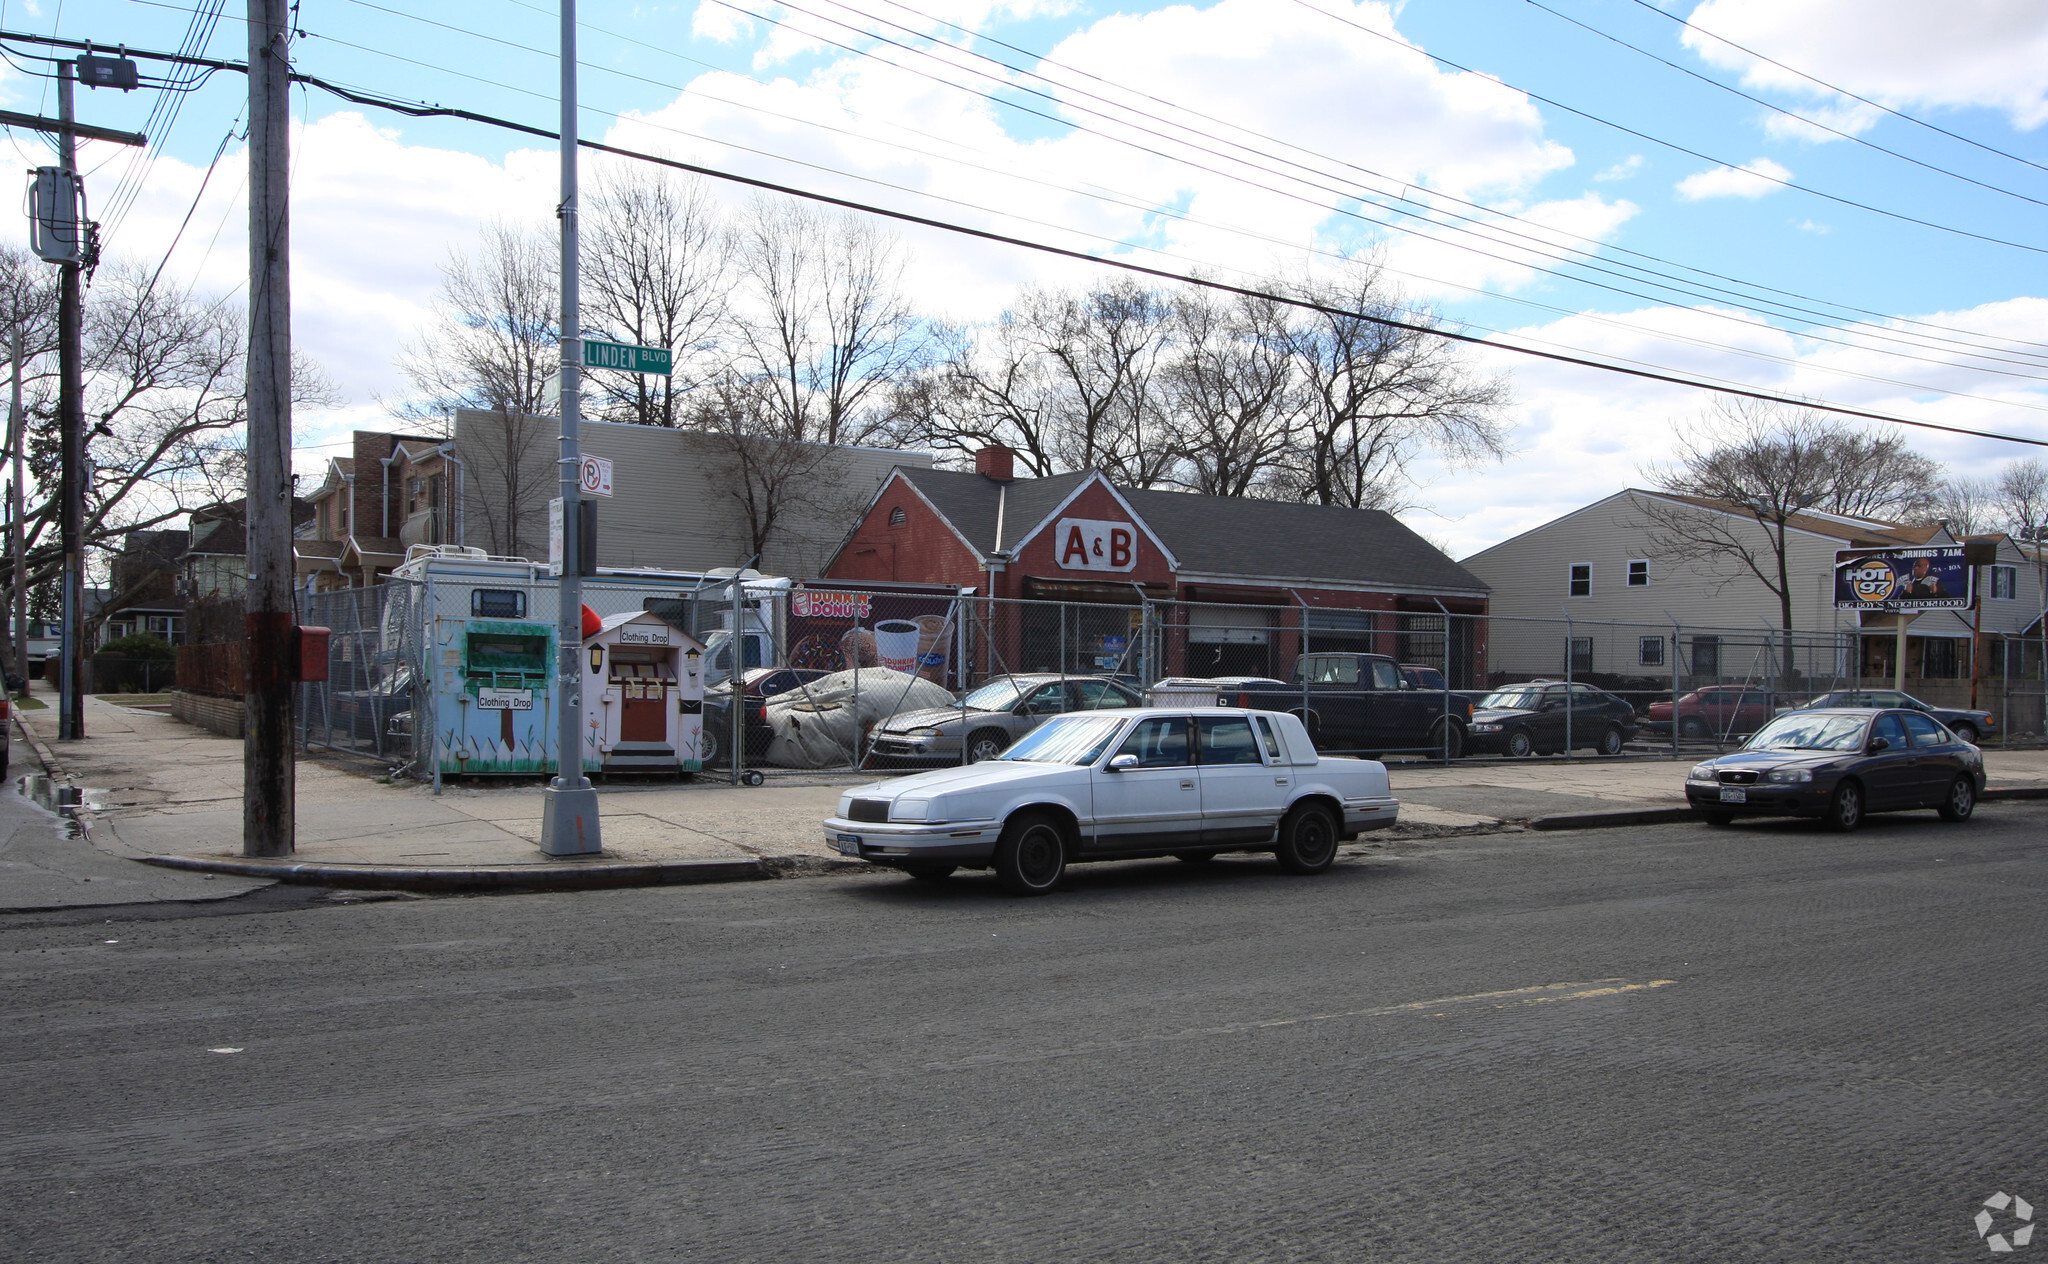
8 329 25 691
540 0 601 855
55 61 84 741
243 0 295 857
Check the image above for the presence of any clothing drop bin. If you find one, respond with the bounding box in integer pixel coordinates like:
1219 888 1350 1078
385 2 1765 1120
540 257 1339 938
582 610 706 775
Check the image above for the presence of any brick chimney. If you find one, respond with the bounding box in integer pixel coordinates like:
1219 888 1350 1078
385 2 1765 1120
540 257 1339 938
975 445 1016 482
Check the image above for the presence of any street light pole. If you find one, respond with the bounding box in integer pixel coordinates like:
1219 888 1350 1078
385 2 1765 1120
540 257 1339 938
539 0 600 856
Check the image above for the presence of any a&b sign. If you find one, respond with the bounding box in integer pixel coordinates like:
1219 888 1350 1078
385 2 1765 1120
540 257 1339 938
580 455 614 497
1054 517 1138 572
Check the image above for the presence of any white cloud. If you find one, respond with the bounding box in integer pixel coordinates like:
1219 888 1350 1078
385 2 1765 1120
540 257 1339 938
1795 218 1830 234
1760 99 1883 144
1595 155 1644 181
1684 0 2048 129
1674 157 1790 200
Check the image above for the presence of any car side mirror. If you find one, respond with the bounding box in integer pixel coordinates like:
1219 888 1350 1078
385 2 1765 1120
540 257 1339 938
1868 736 1890 752
1107 754 1138 773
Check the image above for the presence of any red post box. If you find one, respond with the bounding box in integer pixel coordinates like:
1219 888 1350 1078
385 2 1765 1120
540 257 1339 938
296 625 331 683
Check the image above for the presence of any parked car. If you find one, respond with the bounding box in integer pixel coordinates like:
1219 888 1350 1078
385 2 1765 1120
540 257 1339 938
825 707 1399 894
1466 681 1640 757
699 667 831 766
867 673 1144 765
1785 689 1997 745
1685 707 1984 831
1232 653 1471 758
1 689 10 780
1399 663 1446 691
1645 685 1776 740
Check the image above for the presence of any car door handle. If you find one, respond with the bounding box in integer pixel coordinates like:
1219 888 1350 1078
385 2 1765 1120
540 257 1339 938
1275 777 1290 786
1180 779 1195 790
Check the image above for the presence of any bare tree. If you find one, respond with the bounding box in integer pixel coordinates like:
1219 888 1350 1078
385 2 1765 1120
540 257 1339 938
690 371 875 570
1926 476 1998 536
1164 288 1303 497
732 200 926 446
583 167 731 427
1269 266 1510 512
398 221 559 426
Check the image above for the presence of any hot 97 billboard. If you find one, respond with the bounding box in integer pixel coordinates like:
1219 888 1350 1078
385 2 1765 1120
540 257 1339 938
1834 547 1972 611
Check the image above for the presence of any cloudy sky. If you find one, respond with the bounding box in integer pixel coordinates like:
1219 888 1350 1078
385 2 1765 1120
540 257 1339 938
3 0 2046 557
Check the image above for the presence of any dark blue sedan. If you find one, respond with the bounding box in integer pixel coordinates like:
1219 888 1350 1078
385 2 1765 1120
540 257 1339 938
1684 708 1985 832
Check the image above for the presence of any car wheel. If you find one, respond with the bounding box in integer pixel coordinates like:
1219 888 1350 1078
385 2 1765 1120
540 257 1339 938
1597 726 1625 757
1274 802 1339 875
1696 809 1734 827
1505 729 1534 758
698 725 720 767
1431 720 1464 760
1679 717 1708 740
965 729 1009 764
1937 775 1976 823
1952 722 1980 745
1822 779 1863 832
993 812 1067 896
905 863 957 882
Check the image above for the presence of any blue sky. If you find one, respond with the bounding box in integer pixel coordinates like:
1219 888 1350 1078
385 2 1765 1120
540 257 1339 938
3 0 2045 554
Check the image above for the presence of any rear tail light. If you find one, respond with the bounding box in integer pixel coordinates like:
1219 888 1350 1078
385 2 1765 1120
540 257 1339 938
758 705 769 722
0 697 10 719
1236 692 1251 707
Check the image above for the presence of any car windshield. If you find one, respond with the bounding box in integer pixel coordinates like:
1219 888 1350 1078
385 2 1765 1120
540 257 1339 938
996 714 1126 765
957 678 1026 711
1744 713 1868 752
1480 690 1540 710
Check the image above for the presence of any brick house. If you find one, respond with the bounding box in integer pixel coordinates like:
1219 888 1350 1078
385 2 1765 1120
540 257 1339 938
823 447 1491 686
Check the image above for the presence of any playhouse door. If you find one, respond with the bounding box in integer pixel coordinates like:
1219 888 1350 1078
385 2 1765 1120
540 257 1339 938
621 684 668 743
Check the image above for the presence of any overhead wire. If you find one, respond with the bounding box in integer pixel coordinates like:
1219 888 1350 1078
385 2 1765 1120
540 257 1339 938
5 27 2047 448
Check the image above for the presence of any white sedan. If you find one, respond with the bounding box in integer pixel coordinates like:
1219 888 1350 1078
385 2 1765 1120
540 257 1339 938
824 707 1399 895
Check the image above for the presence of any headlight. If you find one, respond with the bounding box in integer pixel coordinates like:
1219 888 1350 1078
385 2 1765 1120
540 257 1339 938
1763 767 1812 783
890 798 944 823
905 727 942 738
836 795 854 817
1471 723 1502 733
1688 762 1716 782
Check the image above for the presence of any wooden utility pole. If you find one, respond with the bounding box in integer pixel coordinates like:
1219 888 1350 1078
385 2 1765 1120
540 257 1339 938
243 0 295 857
55 62 84 741
8 329 26 691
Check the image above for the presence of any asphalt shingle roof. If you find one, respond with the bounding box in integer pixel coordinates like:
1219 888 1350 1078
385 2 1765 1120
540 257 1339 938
893 467 1487 595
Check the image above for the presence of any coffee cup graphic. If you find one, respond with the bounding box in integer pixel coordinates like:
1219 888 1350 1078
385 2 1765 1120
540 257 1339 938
913 614 952 681
873 619 922 672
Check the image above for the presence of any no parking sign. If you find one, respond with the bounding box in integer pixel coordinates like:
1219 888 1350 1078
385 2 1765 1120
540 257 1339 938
579 455 613 497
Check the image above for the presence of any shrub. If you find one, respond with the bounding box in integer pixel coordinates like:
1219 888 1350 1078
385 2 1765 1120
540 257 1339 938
99 632 176 660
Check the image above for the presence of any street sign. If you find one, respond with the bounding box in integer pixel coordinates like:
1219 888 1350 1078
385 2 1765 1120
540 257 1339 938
581 338 672 376
580 454 613 497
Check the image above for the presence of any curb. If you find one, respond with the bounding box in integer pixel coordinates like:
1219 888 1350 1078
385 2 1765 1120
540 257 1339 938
1528 806 1696 832
1983 786 2048 801
138 853 772 893
14 711 67 783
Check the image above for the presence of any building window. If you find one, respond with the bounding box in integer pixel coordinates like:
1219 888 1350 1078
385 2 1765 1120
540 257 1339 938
1640 636 1665 666
1568 637 1593 674
1991 565 2017 599
1922 638 1964 679
1691 635 1719 677
472 589 527 618
1628 559 1650 587
888 505 907 526
1568 563 1591 597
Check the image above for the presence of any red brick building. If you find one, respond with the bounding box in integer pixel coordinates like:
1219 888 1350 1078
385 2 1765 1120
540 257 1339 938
825 447 1491 686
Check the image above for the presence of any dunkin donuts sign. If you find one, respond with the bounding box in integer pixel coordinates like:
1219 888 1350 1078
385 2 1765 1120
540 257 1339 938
1055 518 1138 572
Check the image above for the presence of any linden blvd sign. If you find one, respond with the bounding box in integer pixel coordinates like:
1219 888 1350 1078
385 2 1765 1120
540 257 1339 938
581 338 672 376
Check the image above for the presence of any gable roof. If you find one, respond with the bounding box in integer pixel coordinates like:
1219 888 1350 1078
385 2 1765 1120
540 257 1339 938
1632 489 1944 547
886 466 1486 594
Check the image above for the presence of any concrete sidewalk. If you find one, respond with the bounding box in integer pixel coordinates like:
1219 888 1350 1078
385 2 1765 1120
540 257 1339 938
18 683 2048 894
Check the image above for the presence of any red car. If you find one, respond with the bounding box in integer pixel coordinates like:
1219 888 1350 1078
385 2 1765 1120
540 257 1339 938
1646 685 1776 740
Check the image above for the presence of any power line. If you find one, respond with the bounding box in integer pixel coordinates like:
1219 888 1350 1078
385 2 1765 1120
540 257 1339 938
1624 0 2048 182
1289 0 2048 259
8 27 2045 448
1522 0 2048 212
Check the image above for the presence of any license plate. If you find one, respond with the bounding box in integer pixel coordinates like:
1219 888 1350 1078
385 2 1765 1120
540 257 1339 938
835 833 861 856
1719 787 1747 803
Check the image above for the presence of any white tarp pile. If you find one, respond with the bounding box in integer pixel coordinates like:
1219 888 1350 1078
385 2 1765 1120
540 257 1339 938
764 667 954 768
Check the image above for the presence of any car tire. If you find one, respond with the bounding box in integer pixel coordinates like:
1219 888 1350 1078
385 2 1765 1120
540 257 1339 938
1274 802 1340 875
1822 779 1863 832
1679 717 1708 740
993 812 1067 896
1696 809 1734 827
698 726 721 768
965 729 1009 764
1952 723 1980 745
1431 720 1465 760
905 863 957 882
1597 726 1625 757
1505 729 1534 758
1937 775 1976 823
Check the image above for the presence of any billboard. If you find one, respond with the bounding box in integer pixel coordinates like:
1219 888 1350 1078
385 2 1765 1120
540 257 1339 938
1833 547 1972 610
785 585 964 687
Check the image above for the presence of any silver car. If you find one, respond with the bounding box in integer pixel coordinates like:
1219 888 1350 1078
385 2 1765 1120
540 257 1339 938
869 673 1144 764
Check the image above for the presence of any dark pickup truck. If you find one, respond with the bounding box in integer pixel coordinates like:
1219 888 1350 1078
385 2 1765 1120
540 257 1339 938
1216 652 1473 758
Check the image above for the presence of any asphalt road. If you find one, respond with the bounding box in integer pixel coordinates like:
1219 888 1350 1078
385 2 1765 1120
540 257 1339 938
4 803 2045 1263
